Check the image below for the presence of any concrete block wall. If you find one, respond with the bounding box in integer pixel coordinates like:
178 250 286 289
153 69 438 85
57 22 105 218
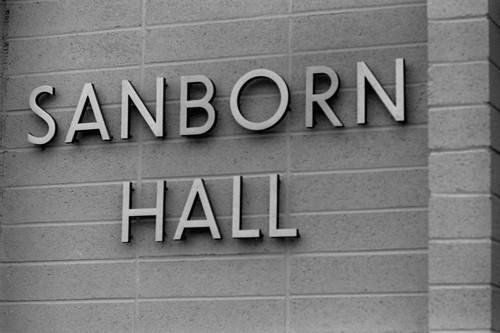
428 0 500 332
0 0 431 332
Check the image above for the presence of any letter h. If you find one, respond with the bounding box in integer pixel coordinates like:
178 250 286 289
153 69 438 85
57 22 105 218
122 181 165 243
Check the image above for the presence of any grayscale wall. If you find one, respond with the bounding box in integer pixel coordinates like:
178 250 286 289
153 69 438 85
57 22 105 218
0 0 498 332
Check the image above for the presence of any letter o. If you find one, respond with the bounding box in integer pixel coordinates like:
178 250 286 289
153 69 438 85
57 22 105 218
230 69 289 131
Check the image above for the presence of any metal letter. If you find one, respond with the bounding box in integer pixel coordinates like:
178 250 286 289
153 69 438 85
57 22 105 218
173 178 221 240
269 174 298 238
121 78 165 139
357 58 405 124
305 66 343 128
27 85 57 145
179 75 216 136
65 83 111 143
122 181 165 243
232 176 260 238
230 69 289 131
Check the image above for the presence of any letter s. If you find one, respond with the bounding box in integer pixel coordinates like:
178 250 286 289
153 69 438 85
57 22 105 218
27 85 57 145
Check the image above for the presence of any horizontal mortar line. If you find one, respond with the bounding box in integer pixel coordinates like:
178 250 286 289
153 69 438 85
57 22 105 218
429 103 489 111
429 284 493 290
144 51 288 68
2 179 138 190
429 148 490 155
429 238 491 244
294 204 428 216
489 14 500 30
290 206 428 216
289 122 428 135
1 220 121 228
292 41 427 57
142 130 288 144
0 258 137 266
7 26 142 41
429 60 488 66
0 298 135 305
3 140 140 152
428 16 488 24
431 193 490 198
292 39 427 56
144 2 426 31
7 64 142 79
138 253 285 262
137 122 428 145
430 146 491 154
138 295 285 302
429 102 492 109
491 145 500 155
289 123 428 136
489 57 500 72
289 291 426 299
141 170 288 182
429 327 498 333
289 165 428 175
291 248 427 258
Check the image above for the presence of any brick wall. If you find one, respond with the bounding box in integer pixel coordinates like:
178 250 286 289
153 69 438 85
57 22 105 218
1 1 430 332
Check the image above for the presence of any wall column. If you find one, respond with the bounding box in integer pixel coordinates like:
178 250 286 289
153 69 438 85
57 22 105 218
428 0 500 331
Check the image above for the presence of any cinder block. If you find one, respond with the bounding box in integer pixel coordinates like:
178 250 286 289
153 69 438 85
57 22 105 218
141 136 287 179
137 299 284 333
429 195 492 238
1 223 135 262
143 56 288 101
5 68 141 111
0 303 134 333
289 169 428 213
6 31 142 75
428 20 488 62
290 295 426 333
428 63 489 106
292 0 425 12
139 257 285 297
1 263 135 300
5 106 143 149
489 21 500 69
135 216 291 256
290 254 426 294
290 127 427 171
427 0 488 19
429 106 490 150
291 6 427 52
429 287 491 330
7 0 141 38
429 242 491 284
3 145 139 186
291 45 427 91
490 62 500 111
1 185 123 224
494 287 500 331
288 85 428 131
145 19 287 63
289 210 427 252
429 151 490 194
146 0 287 25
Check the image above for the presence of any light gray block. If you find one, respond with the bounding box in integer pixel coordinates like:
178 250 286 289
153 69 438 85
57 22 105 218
137 299 284 333
7 0 141 38
139 257 285 297
145 19 287 63
290 296 427 332
6 32 142 75
1 263 135 300
291 6 427 52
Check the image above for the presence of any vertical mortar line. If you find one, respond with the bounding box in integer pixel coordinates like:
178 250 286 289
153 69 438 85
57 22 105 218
285 1 293 332
133 0 147 331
